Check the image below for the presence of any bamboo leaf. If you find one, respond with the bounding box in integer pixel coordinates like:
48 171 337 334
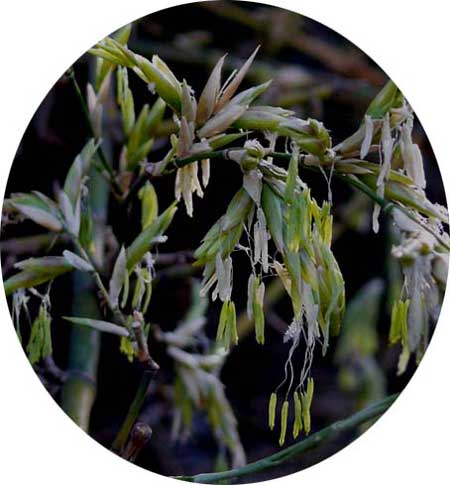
4 258 73 296
10 202 62 232
59 191 80 235
126 202 177 271
63 139 99 206
63 317 129 337
109 246 127 307
14 256 73 273
63 250 94 272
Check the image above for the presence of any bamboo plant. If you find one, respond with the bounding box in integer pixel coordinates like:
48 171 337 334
2 24 448 480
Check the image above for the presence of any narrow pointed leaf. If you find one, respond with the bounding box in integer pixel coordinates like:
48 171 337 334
63 250 94 272
10 203 62 232
109 246 127 307
63 317 129 337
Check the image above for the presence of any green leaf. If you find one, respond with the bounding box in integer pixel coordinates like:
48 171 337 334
4 257 73 296
14 256 73 273
126 202 177 271
63 139 99 206
117 67 135 136
63 250 94 272
10 202 62 232
63 316 129 337
59 191 80 235
109 246 127 307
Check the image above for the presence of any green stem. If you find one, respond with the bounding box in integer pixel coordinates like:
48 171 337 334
176 394 398 483
111 369 157 453
337 172 450 250
61 272 101 431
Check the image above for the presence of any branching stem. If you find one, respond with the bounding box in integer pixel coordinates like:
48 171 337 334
111 369 158 453
176 394 398 483
143 147 448 250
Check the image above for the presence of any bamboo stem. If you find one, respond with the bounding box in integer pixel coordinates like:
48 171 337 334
61 68 112 430
60 275 101 431
176 394 398 483
61 169 108 430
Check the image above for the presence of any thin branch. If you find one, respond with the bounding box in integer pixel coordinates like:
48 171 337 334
111 369 158 453
145 147 449 251
337 172 450 250
176 394 398 483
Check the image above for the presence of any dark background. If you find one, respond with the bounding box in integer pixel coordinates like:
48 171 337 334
1 1 446 481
